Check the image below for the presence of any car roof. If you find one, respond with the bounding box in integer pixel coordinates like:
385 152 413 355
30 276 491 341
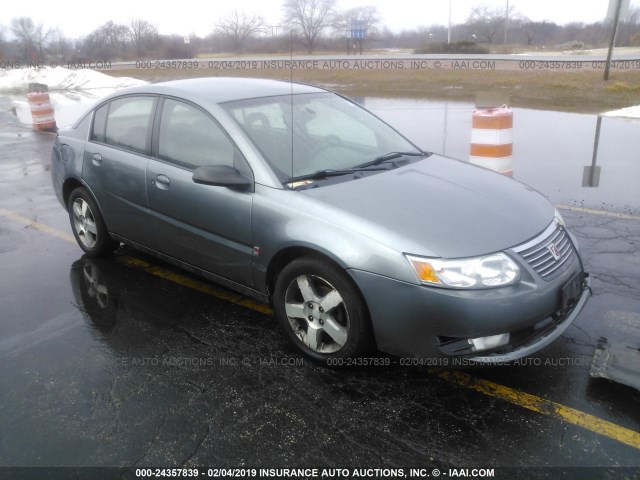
110 77 328 107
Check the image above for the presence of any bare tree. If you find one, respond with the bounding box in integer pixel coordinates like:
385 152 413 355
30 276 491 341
619 6 640 46
10 17 51 62
96 21 130 49
519 21 559 47
466 5 510 44
333 5 381 53
282 0 337 53
0 26 5 59
216 10 265 52
49 28 71 60
335 5 382 36
157 34 197 59
560 22 586 45
82 21 130 60
523 25 536 46
577 22 609 47
129 18 159 55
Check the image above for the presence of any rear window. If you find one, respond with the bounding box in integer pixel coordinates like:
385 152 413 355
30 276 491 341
92 96 156 154
91 104 109 143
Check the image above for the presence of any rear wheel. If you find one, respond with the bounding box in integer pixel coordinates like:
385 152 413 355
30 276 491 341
68 187 118 257
274 256 372 363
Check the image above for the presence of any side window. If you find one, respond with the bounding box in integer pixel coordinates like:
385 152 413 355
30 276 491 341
159 99 239 170
91 103 109 143
103 96 155 154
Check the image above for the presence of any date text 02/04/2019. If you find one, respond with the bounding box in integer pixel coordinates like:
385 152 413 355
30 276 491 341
134 467 497 478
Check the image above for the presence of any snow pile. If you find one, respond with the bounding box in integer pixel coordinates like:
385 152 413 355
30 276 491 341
603 105 640 121
8 90 122 126
0 67 147 93
0 67 148 127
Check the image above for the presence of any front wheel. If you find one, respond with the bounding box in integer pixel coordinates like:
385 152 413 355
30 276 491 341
68 187 119 257
273 256 372 363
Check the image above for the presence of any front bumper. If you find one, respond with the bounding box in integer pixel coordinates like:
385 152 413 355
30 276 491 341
466 274 590 364
348 253 591 363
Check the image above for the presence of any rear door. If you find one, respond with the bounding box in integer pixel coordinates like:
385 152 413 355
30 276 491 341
82 95 157 248
146 98 254 286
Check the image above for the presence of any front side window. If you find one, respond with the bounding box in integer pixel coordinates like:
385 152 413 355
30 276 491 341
159 99 238 170
224 92 419 181
103 96 155 154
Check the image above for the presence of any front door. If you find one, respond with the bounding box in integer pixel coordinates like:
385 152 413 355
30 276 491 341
146 98 254 286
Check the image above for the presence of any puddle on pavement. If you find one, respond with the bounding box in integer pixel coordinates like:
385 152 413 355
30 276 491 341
2 92 638 214
0 89 121 182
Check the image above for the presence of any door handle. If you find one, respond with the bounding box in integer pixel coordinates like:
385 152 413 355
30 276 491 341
154 174 170 190
91 153 102 166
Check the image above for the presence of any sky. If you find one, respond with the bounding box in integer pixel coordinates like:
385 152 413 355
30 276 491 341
1 0 638 39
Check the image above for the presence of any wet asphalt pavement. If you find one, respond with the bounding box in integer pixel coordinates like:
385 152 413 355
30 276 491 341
1 122 639 479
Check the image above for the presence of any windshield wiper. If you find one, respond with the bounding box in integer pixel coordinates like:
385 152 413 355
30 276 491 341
285 167 387 184
284 151 427 184
356 151 427 169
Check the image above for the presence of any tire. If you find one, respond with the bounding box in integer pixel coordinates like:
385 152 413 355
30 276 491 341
273 255 372 363
68 187 119 257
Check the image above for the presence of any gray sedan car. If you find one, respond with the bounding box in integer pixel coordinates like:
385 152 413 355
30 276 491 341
51 77 590 364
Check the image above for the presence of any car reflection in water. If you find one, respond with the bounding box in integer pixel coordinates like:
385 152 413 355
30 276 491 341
70 256 119 334
70 256 119 335
69 253 283 360
69 254 216 339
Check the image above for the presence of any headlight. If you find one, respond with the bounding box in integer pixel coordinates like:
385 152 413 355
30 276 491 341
405 253 520 289
554 208 564 226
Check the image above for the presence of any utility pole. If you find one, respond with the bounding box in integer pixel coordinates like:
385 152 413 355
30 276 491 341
448 0 452 43
604 0 622 81
504 0 510 45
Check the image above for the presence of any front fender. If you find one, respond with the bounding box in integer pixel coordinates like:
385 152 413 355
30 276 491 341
251 184 418 294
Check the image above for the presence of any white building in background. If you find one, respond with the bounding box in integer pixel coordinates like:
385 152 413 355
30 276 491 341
606 0 631 22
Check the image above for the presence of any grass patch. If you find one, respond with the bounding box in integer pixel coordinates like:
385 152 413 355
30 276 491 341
415 41 490 55
605 81 640 93
109 67 640 113
548 83 579 90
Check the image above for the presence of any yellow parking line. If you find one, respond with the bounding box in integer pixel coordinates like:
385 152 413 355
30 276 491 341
116 255 273 316
432 369 640 451
0 208 272 315
0 208 76 243
557 204 640 221
2 207 639 450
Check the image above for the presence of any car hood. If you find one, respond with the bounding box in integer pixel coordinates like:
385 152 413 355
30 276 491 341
301 155 555 258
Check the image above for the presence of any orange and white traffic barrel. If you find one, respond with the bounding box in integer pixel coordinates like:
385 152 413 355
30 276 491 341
27 90 57 132
469 105 513 176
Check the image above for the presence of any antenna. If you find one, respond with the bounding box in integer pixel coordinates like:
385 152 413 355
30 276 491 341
290 29 294 182
290 30 294 86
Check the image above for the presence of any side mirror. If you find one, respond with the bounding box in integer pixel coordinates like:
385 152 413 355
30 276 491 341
192 165 252 190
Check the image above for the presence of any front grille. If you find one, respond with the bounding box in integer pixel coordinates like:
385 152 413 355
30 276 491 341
514 223 575 281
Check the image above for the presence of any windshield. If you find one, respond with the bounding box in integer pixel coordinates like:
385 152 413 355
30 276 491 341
223 92 421 183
